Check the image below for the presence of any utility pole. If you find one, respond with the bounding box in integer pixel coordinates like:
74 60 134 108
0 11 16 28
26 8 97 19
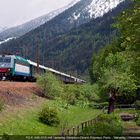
36 36 40 74
37 45 39 74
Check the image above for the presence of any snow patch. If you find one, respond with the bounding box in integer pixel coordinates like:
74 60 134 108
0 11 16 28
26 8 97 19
88 0 125 18
73 13 81 20
0 37 16 45
68 0 125 22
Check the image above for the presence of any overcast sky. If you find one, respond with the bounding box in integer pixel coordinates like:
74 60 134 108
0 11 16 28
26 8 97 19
0 0 74 28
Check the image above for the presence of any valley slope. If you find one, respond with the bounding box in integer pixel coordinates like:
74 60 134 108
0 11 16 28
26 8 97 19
0 0 131 79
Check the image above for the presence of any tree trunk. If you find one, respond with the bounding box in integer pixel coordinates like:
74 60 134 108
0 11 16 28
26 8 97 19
108 89 116 114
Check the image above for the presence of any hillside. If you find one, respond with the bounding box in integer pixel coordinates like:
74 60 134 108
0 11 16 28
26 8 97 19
0 81 101 135
0 0 131 79
0 0 81 41
0 0 126 42
0 82 43 106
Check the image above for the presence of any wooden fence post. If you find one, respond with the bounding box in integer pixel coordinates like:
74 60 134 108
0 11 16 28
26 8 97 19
73 127 75 136
77 126 80 135
88 120 90 126
67 129 70 136
90 120 93 125
81 123 84 130
85 121 87 128
61 130 65 136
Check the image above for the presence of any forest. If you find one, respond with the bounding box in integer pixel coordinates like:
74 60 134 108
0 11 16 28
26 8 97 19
0 1 131 79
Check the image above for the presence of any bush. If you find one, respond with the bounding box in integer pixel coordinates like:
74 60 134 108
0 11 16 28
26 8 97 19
89 102 108 109
61 91 77 105
136 111 140 126
37 72 63 99
136 117 140 126
76 100 89 108
80 114 123 136
51 99 70 110
134 100 140 109
0 99 4 112
83 84 100 102
39 105 60 126
63 84 100 104
75 84 100 102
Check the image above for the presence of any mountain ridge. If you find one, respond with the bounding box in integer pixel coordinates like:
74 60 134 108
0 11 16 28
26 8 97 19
0 0 132 79
0 0 81 40
0 0 126 41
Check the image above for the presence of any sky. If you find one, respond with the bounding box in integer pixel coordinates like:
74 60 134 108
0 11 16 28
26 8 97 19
0 0 74 28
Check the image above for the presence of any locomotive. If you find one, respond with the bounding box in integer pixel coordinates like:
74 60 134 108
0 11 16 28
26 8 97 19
0 55 85 83
0 55 33 81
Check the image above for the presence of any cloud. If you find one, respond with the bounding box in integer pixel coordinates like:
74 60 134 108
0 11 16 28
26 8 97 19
0 0 73 28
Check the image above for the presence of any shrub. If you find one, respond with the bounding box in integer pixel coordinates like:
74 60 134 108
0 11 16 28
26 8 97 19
134 100 140 109
62 91 77 105
81 84 100 102
76 100 89 108
39 105 60 126
136 111 140 126
0 99 4 112
63 84 101 104
37 72 63 99
80 114 123 136
89 102 108 109
136 117 140 126
51 99 70 110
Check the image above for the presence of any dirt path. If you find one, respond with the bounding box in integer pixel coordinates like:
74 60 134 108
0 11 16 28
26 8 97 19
123 121 140 136
0 81 43 106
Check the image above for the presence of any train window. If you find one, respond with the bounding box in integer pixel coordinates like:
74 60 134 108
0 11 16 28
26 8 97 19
4 58 11 63
16 59 29 66
0 58 3 62
0 57 11 63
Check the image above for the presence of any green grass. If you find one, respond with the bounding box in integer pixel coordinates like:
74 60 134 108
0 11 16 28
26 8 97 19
115 109 137 114
0 100 100 135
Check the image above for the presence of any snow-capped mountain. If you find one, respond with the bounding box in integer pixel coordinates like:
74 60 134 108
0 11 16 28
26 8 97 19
0 0 81 40
0 27 7 34
88 0 125 18
67 0 125 24
0 0 129 45
0 0 126 41
0 37 16 45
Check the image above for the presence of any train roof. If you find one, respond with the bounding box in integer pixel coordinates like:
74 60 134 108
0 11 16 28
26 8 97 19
28 60 86 83
0 55 16 58
15 56 29 63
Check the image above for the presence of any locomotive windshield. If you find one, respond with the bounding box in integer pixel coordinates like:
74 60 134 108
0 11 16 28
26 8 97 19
0 57 11 68
0 57 11 63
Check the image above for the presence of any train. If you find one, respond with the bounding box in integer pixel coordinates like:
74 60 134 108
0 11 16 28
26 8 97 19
0 55 86 84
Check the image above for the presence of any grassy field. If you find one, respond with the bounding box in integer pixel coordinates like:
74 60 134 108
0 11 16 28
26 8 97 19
0 100 100 135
